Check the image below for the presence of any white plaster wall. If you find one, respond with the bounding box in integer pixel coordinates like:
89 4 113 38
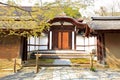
28 35 48 51
76 35 97 52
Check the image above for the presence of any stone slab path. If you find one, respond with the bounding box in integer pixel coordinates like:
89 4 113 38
34 67 120 80
0 59 120 80
1 67 120 80
53 59 71 65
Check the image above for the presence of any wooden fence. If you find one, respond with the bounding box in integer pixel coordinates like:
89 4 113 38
35 53 95 73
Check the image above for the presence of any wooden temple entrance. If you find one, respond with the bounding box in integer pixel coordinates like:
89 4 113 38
48 16 89 51
27 16 97 57
27 16 94 53
52 30 72 50
24 16 98 73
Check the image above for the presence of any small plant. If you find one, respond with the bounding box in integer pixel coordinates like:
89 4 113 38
90 67 96 72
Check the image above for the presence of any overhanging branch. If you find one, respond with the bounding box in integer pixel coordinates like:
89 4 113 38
0 2 37 12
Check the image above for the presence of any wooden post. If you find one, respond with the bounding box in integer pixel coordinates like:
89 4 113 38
90 53 94 69
13 58 16 73
36 54 39 73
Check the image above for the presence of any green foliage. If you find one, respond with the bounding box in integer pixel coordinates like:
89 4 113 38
0 5 58 37
44 1 82 18
64 7 81 18
0 0 86 37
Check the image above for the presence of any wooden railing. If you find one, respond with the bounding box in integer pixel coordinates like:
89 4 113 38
35 53 95 73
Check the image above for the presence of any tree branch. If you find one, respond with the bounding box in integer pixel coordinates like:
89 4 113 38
0 2 37 12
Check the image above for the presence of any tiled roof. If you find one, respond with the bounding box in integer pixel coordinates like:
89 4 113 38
89 17 120 30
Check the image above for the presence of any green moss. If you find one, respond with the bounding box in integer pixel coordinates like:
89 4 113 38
70 58 90 64
28 59 54 64
39 59 54 63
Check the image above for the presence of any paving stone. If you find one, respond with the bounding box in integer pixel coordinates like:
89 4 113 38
71 78 80 80
61 72 68 75
61 74 70 79
101 78 110 80
53 77 60 80
111 78 120 80
53 59 71 65
1 59 120 80
91 79 98 80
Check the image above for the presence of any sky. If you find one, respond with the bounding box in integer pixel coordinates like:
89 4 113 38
0 0 120 17
1 0 120 8
94 0 120 11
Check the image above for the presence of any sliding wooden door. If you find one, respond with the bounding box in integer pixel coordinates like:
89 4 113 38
52 31 72 50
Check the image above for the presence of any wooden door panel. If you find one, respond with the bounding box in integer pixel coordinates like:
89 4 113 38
62 32 69 49
58 32 62 49
52 31 72 50
52 31 58 49
68 32 72 49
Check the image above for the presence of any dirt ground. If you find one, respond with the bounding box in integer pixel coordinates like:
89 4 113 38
0 70 13 78
0 59 21 78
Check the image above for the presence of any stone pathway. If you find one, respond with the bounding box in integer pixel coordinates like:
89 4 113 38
0 67 35 80
34 67 120 80
0 59 120 80
53 59 71 65
1 67 120 80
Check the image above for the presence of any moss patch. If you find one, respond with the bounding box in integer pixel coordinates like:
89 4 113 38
70 58 91 64
28 59 54 64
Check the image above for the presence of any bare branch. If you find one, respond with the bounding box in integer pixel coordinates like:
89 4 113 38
0 2 37 12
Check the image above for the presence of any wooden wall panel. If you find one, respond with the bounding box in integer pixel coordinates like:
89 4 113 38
0 35 21 59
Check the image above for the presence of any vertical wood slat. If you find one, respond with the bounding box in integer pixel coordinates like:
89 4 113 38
58 31 62 49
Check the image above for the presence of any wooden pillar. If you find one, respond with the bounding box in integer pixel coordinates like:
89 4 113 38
72 31 75 50
97 33 105 64
74 31 76 50
90 53 94 69
21 37 27 61
48 31 50 50
101 33 106 64
13 58 16 73
36 55 39 73
97 34 101 62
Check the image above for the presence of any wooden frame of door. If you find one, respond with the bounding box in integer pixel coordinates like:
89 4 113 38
52 30 72 50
